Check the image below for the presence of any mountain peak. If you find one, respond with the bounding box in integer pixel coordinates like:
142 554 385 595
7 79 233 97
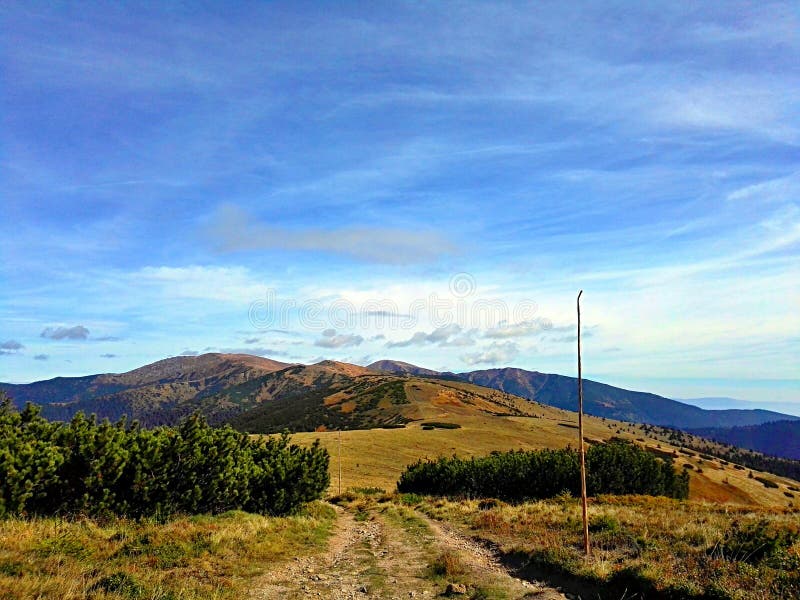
367 359 441 376
112 352 291 385
311 360 374 377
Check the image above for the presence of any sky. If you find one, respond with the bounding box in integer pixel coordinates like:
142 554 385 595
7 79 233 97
1 2 799 414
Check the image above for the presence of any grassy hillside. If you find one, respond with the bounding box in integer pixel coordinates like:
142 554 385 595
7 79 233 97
0 354 291 426
371 360 799 429
288 396 800 508
6 355 797 434
227 366 532 433
4 354 798 505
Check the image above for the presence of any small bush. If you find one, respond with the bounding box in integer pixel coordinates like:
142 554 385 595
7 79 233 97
421 422 462 429
477 498 503 510
398 493 423 506
589 514 620 533
350 487 385 495
754 476 779 489
429 551 467 578
713 519 800 565
91 572 145 598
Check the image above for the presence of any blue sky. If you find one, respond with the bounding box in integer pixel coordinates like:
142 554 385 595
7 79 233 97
1 2 798 413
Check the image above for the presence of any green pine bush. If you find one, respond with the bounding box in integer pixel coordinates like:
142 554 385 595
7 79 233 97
397 439 688 501
0 394 329 518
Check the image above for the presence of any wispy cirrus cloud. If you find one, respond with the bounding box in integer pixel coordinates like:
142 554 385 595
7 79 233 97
1 3 798 405
727 172 800 203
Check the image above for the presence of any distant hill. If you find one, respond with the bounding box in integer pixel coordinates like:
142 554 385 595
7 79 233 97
225 360 535 433
4 354 800 504
688 420 800 460
0 353 291 425
461 368 798 429
4 354 797 433
0 355 532 431
367 359 441 377
368 360 799 430
678 397 800 417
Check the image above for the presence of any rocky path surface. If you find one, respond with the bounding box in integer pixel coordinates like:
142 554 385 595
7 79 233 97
417 511 567 599
253 502 567 599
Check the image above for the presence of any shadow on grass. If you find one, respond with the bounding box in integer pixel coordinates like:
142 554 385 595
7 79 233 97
486 544 732 600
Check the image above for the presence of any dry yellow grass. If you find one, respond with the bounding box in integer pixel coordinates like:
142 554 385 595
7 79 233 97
0 503 335 600
411 494 800 599
287 391 800 507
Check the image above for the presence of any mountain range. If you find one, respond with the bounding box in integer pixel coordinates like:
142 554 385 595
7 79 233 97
677 397 800 417
367 361 798 429
687 421 800 460
1 355 797 457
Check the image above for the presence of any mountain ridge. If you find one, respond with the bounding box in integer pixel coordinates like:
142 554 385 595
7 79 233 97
0 353 292 425
369 359 799 430
2 354 797 435
688 420 800 460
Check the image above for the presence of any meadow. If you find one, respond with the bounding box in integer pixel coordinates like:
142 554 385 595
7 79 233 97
411 494 800 599
0 503 335 600
290 412 800 508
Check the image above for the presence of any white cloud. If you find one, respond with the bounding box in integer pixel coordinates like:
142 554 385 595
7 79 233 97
387 324 464 348
484 319 551 338
314 330 364 349
41 325 89 340
132 265 268 303
460 341 519 366
208 204 456 265
217 347 290 357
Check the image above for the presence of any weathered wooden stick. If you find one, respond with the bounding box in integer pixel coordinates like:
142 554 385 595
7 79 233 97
578 289 590 557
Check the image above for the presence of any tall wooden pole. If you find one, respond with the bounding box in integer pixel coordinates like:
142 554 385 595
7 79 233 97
577 290 590 557
338 429 342 495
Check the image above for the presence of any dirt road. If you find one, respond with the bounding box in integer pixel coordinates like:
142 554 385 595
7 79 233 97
252 502 566 600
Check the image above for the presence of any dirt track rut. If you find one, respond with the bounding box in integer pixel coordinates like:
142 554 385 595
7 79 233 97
253 503 567 599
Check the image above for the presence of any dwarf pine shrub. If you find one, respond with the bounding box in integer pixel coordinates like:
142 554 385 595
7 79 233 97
0 394 329 518
397 440 688 501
